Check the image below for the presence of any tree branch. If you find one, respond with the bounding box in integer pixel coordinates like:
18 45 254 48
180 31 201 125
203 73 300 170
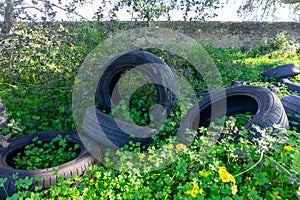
50 3 93 23
1 0 15 35
281 0 300 4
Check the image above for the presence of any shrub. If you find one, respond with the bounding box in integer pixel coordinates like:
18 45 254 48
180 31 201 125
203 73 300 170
247 33 300 58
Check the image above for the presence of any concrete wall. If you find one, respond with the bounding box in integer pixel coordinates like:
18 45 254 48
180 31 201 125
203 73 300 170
105 21 300 48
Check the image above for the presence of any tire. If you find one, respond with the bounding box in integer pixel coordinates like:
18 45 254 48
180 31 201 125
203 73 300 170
0 131 98 198
281 95 300 132
82 106 155 149
96 50 177 122
280 78 300 94
179 86 289 144
261 63 300 81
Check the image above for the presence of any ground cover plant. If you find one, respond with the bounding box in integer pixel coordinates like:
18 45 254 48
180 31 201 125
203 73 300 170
290 74 300 84
0 23 300 199
10 134 80 170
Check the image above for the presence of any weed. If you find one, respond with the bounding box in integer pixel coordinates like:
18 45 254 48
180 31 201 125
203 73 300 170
10 135 80 170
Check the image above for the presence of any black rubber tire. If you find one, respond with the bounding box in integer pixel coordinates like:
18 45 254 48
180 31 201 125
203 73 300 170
280 78 300 94
281 95 300 132
179 86 289 144
96 50 177 122
261 63 300 81
82 106 155 149
0 131 98 198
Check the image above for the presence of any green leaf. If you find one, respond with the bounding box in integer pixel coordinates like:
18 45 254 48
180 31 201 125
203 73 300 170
0 178 7 188
254 172 269 186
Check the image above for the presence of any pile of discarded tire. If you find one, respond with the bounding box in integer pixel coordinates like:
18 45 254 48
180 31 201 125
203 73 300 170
83 51 298 149
261 63 300 132
232 63 300 132
1 50 299 198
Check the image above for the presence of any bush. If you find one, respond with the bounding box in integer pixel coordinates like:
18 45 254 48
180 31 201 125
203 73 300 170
0 22 107 134
247 33 300 58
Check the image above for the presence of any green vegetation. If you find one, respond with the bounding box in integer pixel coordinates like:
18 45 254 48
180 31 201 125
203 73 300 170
290 74 300 84
0 23 300 199
10 135 80 170
2 124 300 199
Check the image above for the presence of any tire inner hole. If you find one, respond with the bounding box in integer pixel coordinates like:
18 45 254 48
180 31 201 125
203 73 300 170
7 137 81 170
192 95 258 130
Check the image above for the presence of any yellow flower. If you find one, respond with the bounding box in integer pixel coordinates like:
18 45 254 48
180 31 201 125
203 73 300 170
148 155 154 161
232 184 238 195
185 182 203 198
176 143 186 151
198 188 203 196
218 166 236 184
192 182 199 191
167 143 174 150
139 153 145 159
284 145 294 151
185 189 197 198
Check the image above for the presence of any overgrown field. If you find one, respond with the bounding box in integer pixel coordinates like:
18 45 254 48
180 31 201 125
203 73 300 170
0 22 300 199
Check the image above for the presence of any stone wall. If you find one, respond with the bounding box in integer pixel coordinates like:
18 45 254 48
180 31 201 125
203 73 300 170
104 21 300 48
2 21 300 48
